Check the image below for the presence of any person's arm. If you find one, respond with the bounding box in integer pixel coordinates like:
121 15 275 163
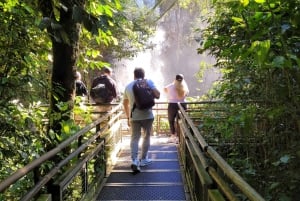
152 88 160 99
164 87 168 93
123 98 131 126
112 81 118 98
123 98 130 118
184 81 189 97
148 79 160 99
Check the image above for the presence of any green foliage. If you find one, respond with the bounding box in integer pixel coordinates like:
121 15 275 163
76 0 157 71
0 0 157 198
0 1 51 196
0 1 51 104
0 101 51 199
197 0 300 199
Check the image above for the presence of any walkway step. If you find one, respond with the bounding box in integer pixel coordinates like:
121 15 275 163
96 137 187 201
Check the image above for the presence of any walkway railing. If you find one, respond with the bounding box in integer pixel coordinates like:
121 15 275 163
177 102 265 201
0 103 124 201
0 101 266 201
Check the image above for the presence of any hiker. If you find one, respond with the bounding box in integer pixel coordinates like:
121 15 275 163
75 71 88 97
164 74 189 143
123 67 160 173
90 66 119 104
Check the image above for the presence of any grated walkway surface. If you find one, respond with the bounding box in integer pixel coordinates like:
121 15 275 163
96 136 188 201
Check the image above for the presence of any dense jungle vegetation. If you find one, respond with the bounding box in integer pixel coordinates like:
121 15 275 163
198 0 300 200
0 0 299 200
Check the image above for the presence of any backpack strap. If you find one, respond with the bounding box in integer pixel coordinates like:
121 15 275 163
130 103 136 118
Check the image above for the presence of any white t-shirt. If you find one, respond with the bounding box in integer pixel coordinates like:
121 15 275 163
165 83 186 103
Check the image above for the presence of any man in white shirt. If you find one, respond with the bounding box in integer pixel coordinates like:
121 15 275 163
123 67 160 173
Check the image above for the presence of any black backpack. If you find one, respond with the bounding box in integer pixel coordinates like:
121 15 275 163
132 79 155 110
90 76 113 103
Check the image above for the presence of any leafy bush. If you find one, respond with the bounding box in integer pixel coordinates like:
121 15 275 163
197 0 300 199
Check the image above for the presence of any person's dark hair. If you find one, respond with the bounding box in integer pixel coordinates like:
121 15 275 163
175 74 184 81
102 66 112 74
134 67 145 79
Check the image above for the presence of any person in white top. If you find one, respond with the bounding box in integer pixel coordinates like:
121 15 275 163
164 74 189 143
123 67 160 173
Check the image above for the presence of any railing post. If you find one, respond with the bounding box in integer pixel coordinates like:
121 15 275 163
82 162 88 193
96 123 101 133
48 182 62 201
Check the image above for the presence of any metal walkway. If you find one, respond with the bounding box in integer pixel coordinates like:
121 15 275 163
96 135 188 201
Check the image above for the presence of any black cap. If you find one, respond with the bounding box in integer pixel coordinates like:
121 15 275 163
175 74 184 81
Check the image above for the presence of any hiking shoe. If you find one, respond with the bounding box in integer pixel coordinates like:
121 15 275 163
131 159 140 173
140 158 152 167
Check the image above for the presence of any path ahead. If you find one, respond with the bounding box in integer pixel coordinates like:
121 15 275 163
96 136 188 201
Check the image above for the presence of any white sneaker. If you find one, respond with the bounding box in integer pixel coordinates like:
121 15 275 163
168 135 179 144
131 159 140 173
174 136 179 144
140 158 152 166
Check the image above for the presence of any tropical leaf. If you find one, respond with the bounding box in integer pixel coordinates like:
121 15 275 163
240 0 249 7
254 0 266 4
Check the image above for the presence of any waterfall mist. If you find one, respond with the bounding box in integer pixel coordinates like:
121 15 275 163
113 1 221 100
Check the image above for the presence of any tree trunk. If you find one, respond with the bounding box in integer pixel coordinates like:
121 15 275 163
50 40 78 133
38 0 83 135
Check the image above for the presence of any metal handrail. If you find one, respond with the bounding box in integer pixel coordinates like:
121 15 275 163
0 101 266 201
178 102 265 201
0 103 123 200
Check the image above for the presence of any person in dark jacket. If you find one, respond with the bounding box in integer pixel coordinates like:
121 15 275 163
75 71 88 97
90 66 119 103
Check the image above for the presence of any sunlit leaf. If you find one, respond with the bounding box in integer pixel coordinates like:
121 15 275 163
1 0 19 12
240 0 249 7
254 0 266 3
249 40 270 66
114 0 122 10
63 124 70 134
103 5 113 17
56 133 62 141
232 16 244 24
111 36 119 45
91 50 100 58
253 12 263 20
